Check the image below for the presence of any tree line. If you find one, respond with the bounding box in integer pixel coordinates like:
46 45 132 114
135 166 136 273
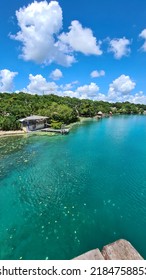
0 92 146 130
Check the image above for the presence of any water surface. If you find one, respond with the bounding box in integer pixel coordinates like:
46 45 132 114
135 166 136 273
0 115 146 259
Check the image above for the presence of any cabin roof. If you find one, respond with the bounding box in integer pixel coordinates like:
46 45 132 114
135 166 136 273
19 115 48 122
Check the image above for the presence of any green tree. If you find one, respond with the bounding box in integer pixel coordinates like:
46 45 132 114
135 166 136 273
1 116 21 130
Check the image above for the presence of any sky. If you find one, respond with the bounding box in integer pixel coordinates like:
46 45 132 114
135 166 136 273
0 0 146 103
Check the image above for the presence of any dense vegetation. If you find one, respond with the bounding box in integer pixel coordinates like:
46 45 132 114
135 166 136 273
0 92 146 130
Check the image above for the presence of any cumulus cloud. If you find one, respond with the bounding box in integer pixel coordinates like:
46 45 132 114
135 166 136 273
50 69 63 80
11 1 74 66
96 91 146 104
59 83 100 99
109 74 135 95
108 37 131 59
59 20 102 56
21 72 146 104
104 90 146 104
25 74 100 99
90 70 105 78
128 91 146 104
139 29 146 51
0 69 18 92
107 74 136 102
11 1 102 66
75 83 100 99
26 74 59 94
60 81 79 90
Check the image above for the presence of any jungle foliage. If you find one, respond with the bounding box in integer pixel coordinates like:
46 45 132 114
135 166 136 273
0 92 146 130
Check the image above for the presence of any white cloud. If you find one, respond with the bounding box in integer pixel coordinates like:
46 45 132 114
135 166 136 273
0 69 18 92
94 91 146 104
139 29 146 51
107 74 136 102
127 91 146 104
108 37 131 59
59 20 102 56
104 90 146 104
60 81 79 90
11 1 102 66
76 82 100 99
61 84 72 90
22 73 146 104
26 74 59 94
90 70 105 78
11 1 75 66
59 83 100 100
25 74 100 99
50 69 63 80
108 74 135 95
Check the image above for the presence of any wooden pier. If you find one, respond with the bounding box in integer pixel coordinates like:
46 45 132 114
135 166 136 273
41 128 70 134
73 239 144 260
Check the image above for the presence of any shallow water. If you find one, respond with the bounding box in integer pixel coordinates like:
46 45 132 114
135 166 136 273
0 115 146 259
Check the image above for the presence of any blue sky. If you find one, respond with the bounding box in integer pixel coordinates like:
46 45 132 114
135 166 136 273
0 0 146 103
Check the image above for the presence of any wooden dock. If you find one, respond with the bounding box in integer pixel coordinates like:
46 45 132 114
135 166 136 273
73 239 144 260
41 128 70 134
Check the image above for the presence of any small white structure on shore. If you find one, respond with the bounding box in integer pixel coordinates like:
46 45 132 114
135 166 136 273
97 111 103 116
95 111 103 119
19 115 48 132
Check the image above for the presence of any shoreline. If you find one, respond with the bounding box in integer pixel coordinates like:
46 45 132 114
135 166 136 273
66 117 94 129
0 130 25 137
0 117 96 138
0 130 57 138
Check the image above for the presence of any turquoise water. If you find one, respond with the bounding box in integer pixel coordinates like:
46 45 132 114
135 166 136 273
0 115 146 259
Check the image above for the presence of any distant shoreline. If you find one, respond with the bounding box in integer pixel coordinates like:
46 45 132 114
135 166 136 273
66 117 94 129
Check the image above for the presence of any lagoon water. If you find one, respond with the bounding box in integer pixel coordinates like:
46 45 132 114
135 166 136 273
0 115 146 259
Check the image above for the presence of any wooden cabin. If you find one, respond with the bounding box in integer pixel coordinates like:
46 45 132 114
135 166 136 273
19 115 48 132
